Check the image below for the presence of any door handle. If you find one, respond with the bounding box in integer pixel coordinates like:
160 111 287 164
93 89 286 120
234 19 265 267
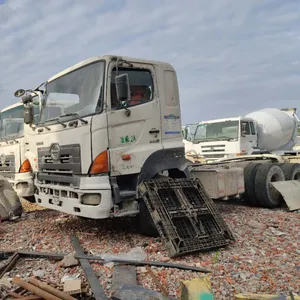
149 129 160 134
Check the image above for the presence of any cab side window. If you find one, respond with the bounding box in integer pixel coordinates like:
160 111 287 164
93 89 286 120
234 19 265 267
250 122 256 135
242 121 251 135
111 67 154 109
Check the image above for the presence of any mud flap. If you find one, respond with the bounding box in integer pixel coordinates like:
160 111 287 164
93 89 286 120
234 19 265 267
271 181 300 211
0 176 23 221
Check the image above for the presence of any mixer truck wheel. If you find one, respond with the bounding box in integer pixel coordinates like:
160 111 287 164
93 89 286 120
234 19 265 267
243 163 262 206
280 163 300 181
254 164 285 208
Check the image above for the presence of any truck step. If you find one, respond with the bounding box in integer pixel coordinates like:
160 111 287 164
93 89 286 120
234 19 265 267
138 177 234 258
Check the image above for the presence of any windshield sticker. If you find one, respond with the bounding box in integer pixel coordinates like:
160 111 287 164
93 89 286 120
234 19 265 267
164 114 181 134
120 135 137 144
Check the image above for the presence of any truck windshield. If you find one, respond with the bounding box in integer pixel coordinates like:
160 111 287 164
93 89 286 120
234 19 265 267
0 105 24 139
182 124 198 141
41 61 105 123
194 120 239 141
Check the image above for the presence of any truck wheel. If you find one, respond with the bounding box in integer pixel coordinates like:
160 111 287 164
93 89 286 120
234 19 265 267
243 163 262 206
22 196 36 203
137 200 159 237
280 163 300 181
254 164 285 208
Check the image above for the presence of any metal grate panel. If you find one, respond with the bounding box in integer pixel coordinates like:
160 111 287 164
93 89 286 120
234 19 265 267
139 177 234 257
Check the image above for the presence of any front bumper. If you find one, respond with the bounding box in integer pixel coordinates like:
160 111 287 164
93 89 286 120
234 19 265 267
7 172 35 198
34 175 113 219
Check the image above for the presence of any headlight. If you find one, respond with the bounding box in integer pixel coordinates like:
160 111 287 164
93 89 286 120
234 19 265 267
81 194 101 206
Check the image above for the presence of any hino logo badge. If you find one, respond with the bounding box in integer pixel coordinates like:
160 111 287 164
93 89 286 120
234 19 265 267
0 154 5 165
50 143 61 161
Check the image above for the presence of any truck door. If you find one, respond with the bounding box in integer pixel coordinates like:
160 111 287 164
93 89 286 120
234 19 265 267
107 63 163 176
241 121 257 153
159 69 182 150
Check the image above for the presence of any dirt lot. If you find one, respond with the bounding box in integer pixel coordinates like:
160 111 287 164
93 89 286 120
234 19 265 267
0 199 299 299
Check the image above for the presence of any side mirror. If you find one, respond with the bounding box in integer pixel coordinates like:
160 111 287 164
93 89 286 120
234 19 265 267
24 106 34 125
14 89 25 98
115 74 131 102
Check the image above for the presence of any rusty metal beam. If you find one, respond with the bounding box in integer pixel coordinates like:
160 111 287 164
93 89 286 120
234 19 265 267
0 252 19 279
0 250 210 273
29 277 76 300
12 277 61 300
70 234 107 300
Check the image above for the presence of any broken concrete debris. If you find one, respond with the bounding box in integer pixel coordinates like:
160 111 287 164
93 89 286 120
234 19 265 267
59 253 79 268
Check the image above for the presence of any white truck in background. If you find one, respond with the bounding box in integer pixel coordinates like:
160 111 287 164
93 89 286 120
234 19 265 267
183 108 300 163
0 102 36 201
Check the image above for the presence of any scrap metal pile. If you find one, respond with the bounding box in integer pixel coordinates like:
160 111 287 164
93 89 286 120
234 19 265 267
0 235 210 300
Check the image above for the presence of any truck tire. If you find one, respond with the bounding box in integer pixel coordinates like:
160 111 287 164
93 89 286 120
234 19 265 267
137 200 159 237
254 164 285 208
243 163 262 206
0 176 23 221
280 163 300 181
22 196 36 203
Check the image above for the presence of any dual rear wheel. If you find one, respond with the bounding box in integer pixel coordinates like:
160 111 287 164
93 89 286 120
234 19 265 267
243 162 300 208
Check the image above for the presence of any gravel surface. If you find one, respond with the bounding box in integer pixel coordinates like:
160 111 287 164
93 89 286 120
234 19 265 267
0 200 299 299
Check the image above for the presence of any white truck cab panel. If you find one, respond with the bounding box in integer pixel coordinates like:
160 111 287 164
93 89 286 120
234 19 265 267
0 102 34 198
27 55 188 219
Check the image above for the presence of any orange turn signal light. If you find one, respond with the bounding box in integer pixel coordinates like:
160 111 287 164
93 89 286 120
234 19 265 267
19 159 32 173
121 154 131 161
89 151 109 174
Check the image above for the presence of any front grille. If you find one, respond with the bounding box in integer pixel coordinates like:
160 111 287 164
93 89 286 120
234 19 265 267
0 155 15 172
201 144 226 153
202 149 225 153
203 154 225 159
201 144 226 148
37 144 81 186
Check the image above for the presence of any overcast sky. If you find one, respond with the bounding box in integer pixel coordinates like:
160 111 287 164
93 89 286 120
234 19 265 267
1 0 300 124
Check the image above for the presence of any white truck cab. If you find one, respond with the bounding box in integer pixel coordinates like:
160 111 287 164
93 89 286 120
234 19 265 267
0 102 35 199
186 116 258 162
17 55 188 231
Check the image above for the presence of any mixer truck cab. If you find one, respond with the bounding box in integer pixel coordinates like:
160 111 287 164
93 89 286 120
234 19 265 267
185 108 300 163
186 116 258 162
0 102 37 200
17 55 188 228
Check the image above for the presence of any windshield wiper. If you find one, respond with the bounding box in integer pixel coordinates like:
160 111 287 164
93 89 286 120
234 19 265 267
44 117 67 128
0 137 19 143
216 136 236 141
59 113 88 125
39 123 51 131
194 137 220 142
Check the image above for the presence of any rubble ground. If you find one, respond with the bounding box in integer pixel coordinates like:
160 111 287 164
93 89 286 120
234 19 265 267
0 199 299 299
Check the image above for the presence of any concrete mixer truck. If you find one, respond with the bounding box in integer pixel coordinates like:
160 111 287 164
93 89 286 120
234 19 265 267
183 108 300 163
182 108 300 210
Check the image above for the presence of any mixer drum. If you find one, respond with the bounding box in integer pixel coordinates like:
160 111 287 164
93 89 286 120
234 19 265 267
245 108 297 151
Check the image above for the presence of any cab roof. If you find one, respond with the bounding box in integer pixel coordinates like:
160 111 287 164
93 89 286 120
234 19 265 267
1 102 22 113
47 55 175 83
